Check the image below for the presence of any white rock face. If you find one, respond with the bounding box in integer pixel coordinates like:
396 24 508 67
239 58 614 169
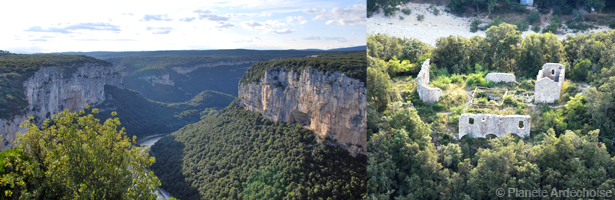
238 67 366 156
458 114 530 138
0 63 123 150
485 73 516 83
535 63 565 103
417 59 442 103
150 73 175 86
171 60 258 74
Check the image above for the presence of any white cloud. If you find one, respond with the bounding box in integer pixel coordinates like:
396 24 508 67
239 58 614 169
324 36 347 42
286 16 308 25
302 35 320 40
304 4 366 26
141 14 172 21
226 12 272 17
240 20 293 34
146 27 173 34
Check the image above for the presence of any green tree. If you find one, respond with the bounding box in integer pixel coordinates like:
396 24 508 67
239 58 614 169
368 56 401 112
484 23 522 73
0 107 160 199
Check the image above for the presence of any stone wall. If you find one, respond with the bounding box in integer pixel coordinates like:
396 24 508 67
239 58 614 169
0 64 123 150
535 63 565 103
239 66 366 156
416 59 442 103
458 114 530 138
485 73 516 83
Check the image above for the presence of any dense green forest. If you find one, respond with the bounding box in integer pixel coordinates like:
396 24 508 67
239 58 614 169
92 85 234 139
240 51 367 85
0 108 159 199
0 53 111 119
150 103 366 199
367 25 615 199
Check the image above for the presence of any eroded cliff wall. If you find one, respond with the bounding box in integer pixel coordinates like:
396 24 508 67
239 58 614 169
0 63 123 150
238 67 366 156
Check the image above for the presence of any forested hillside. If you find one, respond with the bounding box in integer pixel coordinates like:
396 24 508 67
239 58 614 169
367 24 615 199
69 50 327 103
93 85 234 139
240 51 367 85
0 53 111 119
150 103 366 199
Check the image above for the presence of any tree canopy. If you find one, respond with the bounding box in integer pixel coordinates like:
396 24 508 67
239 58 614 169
0 107 160 199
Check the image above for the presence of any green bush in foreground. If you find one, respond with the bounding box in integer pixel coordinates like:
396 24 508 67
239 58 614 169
0 107 160 199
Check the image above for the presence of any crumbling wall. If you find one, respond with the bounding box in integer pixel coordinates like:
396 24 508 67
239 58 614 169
416 59 442 103
485 73 516 83
535 63 565 103
458 114 530 138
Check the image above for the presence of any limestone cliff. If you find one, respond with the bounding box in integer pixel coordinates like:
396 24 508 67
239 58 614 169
0 63 123 150
238 66 366 156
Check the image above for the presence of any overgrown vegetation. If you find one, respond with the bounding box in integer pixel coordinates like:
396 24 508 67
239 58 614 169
150 103 366 199
368 29 615 199
0 108 160 199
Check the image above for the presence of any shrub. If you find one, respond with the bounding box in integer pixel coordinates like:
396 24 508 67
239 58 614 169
471 19 482 33
543 15 561 33
399 16 404 20
402 8 411 15
528 12 540 25
384 7 400 17
610 21 615 29
434 8 440 16
532 25 541 32
417 14 425 21
513 21 529 31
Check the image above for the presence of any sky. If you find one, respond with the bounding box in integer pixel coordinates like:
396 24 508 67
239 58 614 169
0 0 366 53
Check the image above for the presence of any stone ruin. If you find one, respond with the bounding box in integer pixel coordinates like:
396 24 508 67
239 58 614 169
416 59 442 103
535 63 565 103
459 114 531 138
485 73 516 83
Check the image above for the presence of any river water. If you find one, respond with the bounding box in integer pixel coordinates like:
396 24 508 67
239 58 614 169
137 136 173 200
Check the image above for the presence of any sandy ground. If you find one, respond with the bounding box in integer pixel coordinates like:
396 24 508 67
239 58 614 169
368 2 612 46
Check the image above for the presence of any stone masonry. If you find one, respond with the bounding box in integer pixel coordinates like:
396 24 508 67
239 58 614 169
416 59 442 103
485 73 516 83
458 114 530 138
535 63 565 103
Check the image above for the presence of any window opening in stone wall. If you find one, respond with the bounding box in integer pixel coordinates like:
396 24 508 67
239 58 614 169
551 69 555 75
469 118 474 124
519 121 524 128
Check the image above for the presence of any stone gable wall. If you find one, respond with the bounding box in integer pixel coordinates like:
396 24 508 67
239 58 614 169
535 63 565 103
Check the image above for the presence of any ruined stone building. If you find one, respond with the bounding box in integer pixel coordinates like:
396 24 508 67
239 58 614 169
485 73 516 83
458 114 530 138
416 59 442 103
535 63 565 103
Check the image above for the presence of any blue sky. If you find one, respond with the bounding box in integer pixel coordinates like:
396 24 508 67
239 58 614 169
1 0 366 53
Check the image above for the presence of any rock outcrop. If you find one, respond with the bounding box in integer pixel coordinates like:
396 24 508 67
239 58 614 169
238 66 366 156
485 73 516 83
0 63 123 150
458 114 530 138
171 60 258 74
535 63 565 103
417 59 442 103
